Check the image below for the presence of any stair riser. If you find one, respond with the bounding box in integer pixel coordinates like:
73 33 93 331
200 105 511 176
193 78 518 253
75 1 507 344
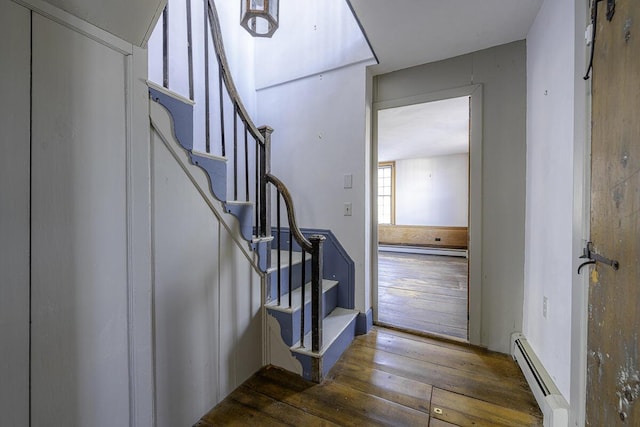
293 315 357 382
266 285 338 347
268 258 311 299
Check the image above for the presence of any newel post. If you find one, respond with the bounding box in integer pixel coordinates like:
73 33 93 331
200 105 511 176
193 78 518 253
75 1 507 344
258 126 273 239
310 234 326 353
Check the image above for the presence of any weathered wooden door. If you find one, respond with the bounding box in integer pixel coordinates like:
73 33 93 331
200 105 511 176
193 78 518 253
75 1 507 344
587 0 640 424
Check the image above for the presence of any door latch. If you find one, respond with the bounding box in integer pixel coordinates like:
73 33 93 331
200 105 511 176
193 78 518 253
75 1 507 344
577 241 620 274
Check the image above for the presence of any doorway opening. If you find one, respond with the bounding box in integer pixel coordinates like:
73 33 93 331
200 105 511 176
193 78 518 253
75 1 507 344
373 90 481 342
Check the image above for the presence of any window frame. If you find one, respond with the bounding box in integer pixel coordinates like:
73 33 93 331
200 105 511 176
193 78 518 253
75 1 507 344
377 161 396 225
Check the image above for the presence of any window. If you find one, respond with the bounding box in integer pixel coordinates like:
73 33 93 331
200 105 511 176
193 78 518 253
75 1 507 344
378 162 395 224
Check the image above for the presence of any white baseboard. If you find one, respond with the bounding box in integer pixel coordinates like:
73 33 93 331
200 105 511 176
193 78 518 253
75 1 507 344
511 333 569 427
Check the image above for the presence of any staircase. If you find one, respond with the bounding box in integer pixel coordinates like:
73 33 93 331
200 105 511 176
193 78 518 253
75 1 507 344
147 0 359 382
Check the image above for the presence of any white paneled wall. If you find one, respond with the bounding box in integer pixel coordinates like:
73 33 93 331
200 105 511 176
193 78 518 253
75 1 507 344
30 12 131 426
1 1 264 425
0 1 30 425
152 128 262 427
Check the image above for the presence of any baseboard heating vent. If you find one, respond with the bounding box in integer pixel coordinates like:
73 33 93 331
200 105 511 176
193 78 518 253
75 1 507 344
511 333 569 427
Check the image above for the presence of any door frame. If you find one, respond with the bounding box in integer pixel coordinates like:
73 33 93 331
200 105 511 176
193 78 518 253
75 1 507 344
568 1 590 424
371 84 483 345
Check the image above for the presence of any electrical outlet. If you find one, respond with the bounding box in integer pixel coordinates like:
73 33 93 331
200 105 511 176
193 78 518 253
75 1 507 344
543 296 549 319
344 202 352 216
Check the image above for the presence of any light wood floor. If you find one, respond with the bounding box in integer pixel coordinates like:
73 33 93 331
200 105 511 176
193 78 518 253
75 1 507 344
378 251 468 339
197 327 542 426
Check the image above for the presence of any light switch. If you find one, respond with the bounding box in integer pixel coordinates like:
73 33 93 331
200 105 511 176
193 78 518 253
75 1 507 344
344 174 353 189
344 202 352 216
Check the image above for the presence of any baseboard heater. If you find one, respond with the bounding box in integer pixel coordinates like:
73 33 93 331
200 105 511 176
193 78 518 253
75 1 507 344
511 333 569 427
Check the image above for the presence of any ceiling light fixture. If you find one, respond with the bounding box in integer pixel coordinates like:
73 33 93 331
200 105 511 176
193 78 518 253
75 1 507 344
241 0 279 37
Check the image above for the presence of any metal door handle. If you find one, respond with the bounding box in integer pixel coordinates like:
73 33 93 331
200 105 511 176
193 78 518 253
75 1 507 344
577 241 620 274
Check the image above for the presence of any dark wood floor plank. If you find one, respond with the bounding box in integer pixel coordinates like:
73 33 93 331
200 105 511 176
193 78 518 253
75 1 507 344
232 384 339 426
365 325 477 353
378 302 466 335
196 398 287 426
318 380 429 426
429 418 459 427
248 367 429 426
377 315 466 339
431 388 542 427
356 328 524 380
339 342 540 417
328 362 432 414
378 252 468 338
196 327 543 426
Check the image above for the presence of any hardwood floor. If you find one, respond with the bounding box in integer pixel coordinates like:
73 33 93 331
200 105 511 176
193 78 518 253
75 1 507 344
197 327 542 426
378 251 468 339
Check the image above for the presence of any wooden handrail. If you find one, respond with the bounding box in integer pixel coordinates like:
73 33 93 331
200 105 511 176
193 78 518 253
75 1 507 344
266 173 312 252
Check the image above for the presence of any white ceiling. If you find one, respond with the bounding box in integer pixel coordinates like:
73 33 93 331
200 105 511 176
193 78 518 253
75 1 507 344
348 0 543 75
43 0 165 46
378 96 469 162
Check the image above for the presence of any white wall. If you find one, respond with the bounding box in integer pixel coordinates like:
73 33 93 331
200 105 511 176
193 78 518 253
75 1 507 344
375 41 527 353
0 2 30 425
254 0 372 90
258 61 374 312
255 3 375 312
524 0 577 402
395 154 469 226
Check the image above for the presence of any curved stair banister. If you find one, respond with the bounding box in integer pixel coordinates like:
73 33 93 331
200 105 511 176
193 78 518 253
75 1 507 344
206 0 327 367
153 0 329 372
266 174 312 253
204 0 328 361
267 173 326 355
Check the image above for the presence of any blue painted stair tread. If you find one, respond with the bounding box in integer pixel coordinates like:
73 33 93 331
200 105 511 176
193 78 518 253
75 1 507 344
148 84 194 151
272 228 355 310
291 307 358 381
266 279 339 347
189 151 227 202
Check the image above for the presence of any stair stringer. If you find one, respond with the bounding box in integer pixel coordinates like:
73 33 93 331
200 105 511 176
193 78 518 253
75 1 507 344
189 151 227 202
266 314 303 376
149 89 266 273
